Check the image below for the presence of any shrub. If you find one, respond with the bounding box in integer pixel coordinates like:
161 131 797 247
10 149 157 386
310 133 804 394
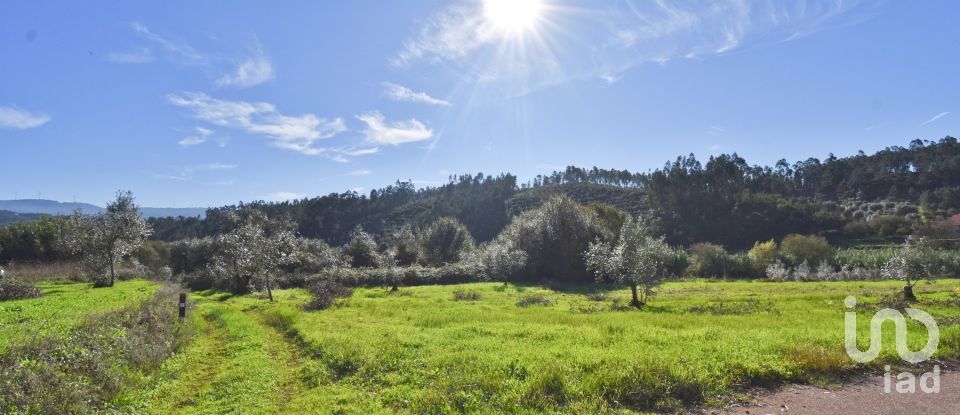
452 289 481 301
476 239 527 283
0 278 41 301
495 195 609 282
516 294 554 307
780 234 832 267
305 278 354 310
390 225 420 266
747 239 778 268
419 217 475 266
342 226 381 268
726 253 764 279
688 243 728 278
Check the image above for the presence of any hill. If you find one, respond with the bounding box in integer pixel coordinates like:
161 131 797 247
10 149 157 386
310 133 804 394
0 199 206 219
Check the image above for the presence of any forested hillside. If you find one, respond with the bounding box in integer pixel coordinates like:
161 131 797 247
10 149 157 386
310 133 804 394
141 137 960 249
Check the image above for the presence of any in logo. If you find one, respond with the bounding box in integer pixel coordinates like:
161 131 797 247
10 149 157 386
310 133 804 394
844 296 940 393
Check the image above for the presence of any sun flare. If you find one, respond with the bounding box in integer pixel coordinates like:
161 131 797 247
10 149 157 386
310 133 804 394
482 0 545 35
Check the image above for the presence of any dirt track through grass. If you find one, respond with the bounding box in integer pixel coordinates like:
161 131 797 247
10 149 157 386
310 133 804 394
137 292 309 414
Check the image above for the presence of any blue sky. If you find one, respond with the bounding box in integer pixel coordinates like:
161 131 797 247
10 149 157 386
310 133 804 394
1 0 958 207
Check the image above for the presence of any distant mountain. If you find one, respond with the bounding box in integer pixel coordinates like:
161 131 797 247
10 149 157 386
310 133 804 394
0 199 206 219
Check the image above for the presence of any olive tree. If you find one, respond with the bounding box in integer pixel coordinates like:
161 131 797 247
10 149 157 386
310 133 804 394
69 191 152 287
883 237 933 301
585 216 673 308
477 239 527 285
208 210 296 301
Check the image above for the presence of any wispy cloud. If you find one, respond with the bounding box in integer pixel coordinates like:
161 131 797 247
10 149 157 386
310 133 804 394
154 162 238 181
264 191 306 202
167 92 346 155
382 82 451 106
106 47 154 64
0 105 51 130
178 126 215 147
347 169 372 176
706 125 726 136
216 43 274 88
921 111 950 126
394 0 876 88
130 22 208 66
356 111 433 145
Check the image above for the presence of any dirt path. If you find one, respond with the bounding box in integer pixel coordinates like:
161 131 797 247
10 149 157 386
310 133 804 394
705 364 960 415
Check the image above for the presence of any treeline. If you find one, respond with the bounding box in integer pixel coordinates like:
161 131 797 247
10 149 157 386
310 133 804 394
141 137 960 251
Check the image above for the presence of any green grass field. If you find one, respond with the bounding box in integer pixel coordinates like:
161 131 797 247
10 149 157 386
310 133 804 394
0 279 158 352
119 279 960 414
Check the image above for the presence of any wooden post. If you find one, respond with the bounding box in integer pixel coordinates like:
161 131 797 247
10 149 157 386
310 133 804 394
179 293 187 320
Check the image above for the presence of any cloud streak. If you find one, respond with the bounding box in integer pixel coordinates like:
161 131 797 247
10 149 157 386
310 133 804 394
178 126 215 147
382 82 451 106
0 105 51 130
356 111 433 145
921 111 950 126
167 92 345 155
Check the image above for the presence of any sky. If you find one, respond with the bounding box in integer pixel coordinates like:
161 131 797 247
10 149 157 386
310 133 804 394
1 0 958 208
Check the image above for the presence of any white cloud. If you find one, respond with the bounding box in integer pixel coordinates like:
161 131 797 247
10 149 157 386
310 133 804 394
921 111 950 126
178 126 214 147
382 82 451 106
356 111 433 146
347 169 372 176
130 22 208 66
217 45 274 88
205 162 237 170
0 105 51 130
106 47 154 64
264 192 307 202
167 92 346 155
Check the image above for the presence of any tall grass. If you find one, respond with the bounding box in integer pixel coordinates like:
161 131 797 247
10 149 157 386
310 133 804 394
0 284 190 413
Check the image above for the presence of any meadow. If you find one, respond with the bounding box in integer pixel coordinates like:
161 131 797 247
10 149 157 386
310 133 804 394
1 279 925 414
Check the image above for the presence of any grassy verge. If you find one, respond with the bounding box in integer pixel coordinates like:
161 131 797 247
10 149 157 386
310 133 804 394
0 279 158 352
0 284 188 413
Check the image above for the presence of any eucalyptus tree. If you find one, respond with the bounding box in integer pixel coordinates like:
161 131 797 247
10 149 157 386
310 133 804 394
69 191 152 287
585 216 673 308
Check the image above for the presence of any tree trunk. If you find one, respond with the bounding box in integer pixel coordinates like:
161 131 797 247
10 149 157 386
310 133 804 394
903 284 916 301
109 253 116 287
629 284 643 308
391 281 399 292
267 280 274 302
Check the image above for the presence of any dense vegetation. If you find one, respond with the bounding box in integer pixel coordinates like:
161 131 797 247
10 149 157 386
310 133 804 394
2 138 959 412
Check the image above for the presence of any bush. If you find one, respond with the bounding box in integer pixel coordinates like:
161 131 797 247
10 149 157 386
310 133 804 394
0 278 41 301
780 234 832 267
495 195 609 282
342 226 381 268
452 289 481 301
516 294 554 307
419 217 475 266
476 239 527 283
688 243 728 278
305 278 354 310
747 239 778 269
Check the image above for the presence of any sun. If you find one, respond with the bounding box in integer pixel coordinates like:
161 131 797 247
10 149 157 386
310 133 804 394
482 0 545 35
